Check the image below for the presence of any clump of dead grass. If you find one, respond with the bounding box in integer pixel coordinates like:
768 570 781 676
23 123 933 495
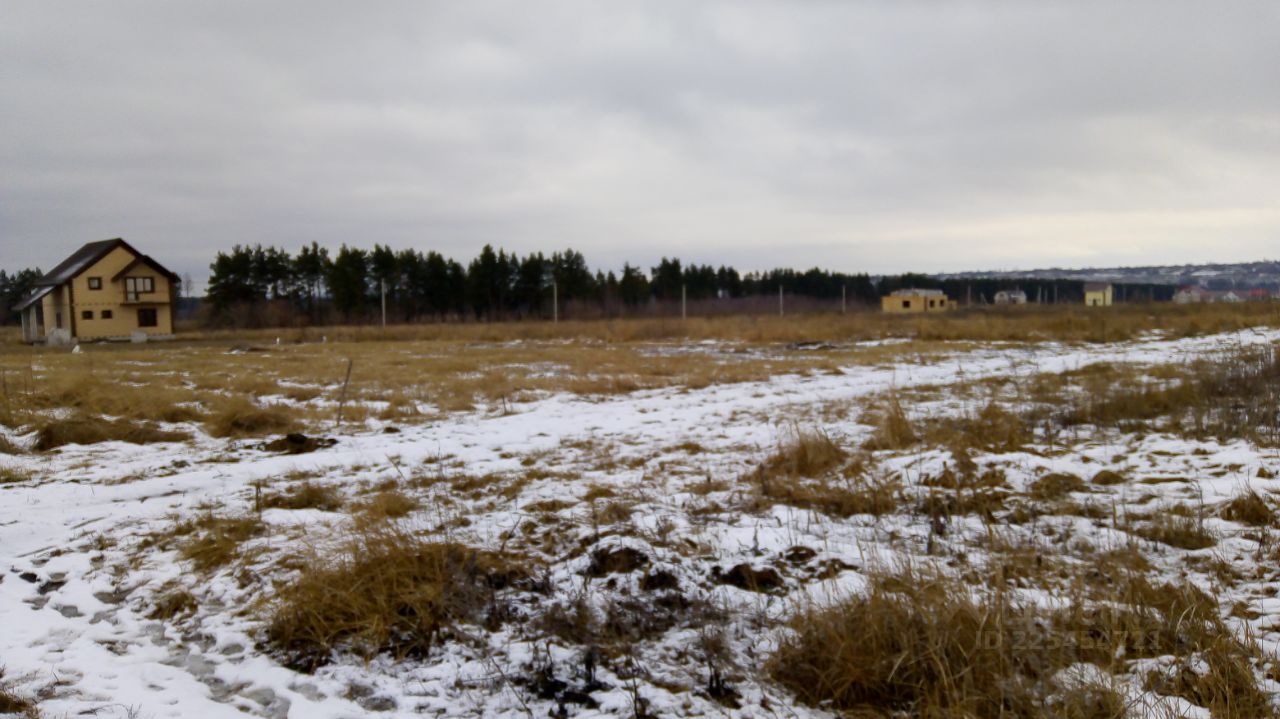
748 430 897 517
205 397 300 438
771 565 1060 716
1028 472 1086 501
148 585 198 620
176 514 266 571
265 527 528 670
354 489 419 524
0 676 38 718
761 425 846 478
1220 490 1276 527
922 401 1033 453
32 413 190 450
772 562 1273 718
0 465 31 484
0 434 22 454
862 396 917 451
259 482 345 512
1134 512 1217 550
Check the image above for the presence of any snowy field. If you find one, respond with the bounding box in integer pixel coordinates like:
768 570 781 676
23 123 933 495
3 327 1280 717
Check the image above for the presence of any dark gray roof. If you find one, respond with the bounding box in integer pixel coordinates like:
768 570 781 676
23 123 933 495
12 285 53 312
35 238 128 286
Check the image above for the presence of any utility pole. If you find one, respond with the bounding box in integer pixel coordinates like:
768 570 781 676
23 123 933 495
380 279 386 328
552 281 559 323
778 285 784 316
841 284 847 314
681 284 687 320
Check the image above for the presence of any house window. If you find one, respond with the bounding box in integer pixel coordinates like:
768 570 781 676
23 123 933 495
55 312 63 329
929 300 936 308
102 310 113 319
82 310 94 320
902 300 911 309
125 277 156 296
88 277 102 290
137 308 158 327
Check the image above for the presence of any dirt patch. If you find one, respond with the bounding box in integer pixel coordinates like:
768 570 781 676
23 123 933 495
260 433 337 454
585 546 649 577
714 564 784 593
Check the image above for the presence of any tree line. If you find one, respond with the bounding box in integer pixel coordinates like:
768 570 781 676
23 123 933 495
0 269 43 326
203 243 882 325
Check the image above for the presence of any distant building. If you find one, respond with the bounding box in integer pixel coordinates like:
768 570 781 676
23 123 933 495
993 289 1027 305
1173 285 1211 304
13 238 179 344
881 288 952 314
1084 282 1113 307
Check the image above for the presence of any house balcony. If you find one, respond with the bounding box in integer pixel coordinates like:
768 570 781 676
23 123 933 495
123 292 164 304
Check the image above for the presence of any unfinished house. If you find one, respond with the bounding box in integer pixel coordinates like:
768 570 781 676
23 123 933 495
13 239 180 344
881 288 952 313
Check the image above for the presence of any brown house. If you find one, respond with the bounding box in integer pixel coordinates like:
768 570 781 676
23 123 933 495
13 239 180 344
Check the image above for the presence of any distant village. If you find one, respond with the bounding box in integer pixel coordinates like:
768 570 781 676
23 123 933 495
881 281 1279 314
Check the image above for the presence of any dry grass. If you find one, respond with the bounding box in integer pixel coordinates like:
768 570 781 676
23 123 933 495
259 482 345 512
4 304 1275 443
922 402 1033 453
1220 490 1276 527
1057 345 1280 445
1028 472 1087 501
33 414 189 450
0 434 22 454
176 514 266 571
1133 513 1217 550
862 396 917 451
0 682 38 719
148 585 198 620
264 527 528 670
205 397 300 438
758 426 845 479
354 489 419 523
771 563 1273 718
166 300 1280 345
756 471 901 518
0 465 31 484
746 428 904 517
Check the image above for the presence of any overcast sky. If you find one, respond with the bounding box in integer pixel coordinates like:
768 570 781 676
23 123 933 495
3 1 1279 284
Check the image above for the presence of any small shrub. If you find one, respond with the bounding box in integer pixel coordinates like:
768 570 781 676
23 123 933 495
265 528 527 670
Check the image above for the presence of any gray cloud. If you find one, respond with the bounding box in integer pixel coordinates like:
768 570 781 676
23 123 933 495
3 0 1278 284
